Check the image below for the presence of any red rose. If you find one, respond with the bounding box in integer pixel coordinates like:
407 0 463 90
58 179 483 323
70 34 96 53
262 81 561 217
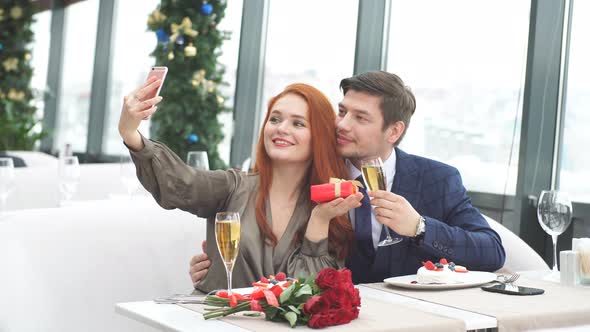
315 268 339 289
338 269 352 283
303 295 330 315
351 288 361 307
308 313 331 329
322 288 351 309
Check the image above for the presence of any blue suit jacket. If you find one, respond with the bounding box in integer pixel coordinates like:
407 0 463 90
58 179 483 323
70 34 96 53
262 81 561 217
346 148 506 284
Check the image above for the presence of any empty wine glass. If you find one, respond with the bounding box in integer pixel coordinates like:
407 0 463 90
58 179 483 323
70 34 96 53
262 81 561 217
58 156 80 206
0 158 15 217
537 190 573 280
120 154 139 198
187 151 209 170
215 212 241 295
360 157 402 246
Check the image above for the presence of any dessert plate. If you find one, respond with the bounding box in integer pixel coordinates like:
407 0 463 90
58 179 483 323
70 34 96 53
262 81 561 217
383 271 497 290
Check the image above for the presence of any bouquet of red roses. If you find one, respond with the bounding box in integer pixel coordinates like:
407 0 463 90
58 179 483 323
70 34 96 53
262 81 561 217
203 268 361 329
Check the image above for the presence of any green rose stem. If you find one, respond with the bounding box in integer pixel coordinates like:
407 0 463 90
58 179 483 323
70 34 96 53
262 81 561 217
203 301 252 320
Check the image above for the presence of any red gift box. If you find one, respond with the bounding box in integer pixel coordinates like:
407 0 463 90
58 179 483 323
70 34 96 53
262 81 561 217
311 180 359 204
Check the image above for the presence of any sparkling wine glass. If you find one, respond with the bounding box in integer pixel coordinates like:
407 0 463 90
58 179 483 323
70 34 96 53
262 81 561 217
187 151 209 170
0 158 15 217
537 190 573 279
360 157 402 246
215 212 241 295
58 156 80 206
120 155 140 198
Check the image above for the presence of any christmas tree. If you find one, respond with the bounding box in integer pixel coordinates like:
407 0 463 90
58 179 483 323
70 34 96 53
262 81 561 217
147 0 231 169
0 1 44 150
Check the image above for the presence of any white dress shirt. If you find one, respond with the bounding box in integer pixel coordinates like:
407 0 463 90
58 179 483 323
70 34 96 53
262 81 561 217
347 149 396 249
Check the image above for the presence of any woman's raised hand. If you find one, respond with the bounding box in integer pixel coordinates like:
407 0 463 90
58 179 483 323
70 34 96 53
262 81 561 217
118 76 163 151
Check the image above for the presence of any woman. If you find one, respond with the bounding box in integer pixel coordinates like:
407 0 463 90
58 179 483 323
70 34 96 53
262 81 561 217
118 77 362 292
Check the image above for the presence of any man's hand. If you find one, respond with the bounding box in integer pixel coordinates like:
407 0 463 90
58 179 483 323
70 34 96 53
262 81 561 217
189 240 211 286
369 190 421 237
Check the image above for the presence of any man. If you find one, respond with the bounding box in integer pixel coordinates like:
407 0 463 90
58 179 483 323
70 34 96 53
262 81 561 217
190 71 505 285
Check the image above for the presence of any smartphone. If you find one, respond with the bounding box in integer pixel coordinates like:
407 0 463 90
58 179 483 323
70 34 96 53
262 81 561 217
145 66 168 99
481 283 544 296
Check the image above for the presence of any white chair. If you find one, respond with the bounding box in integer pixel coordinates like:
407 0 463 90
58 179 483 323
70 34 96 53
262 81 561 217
0 198 206 332
484 215 550 272
7 150 58 168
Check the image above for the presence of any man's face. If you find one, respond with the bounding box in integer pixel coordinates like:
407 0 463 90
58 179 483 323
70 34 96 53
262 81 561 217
335 90 398 164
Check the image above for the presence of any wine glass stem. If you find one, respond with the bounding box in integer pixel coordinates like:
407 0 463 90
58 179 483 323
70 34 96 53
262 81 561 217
552 234 558 272
0 194 6 217
226 264 233 295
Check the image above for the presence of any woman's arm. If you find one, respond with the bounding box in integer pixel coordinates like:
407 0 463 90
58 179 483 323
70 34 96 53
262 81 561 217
128 135 241 218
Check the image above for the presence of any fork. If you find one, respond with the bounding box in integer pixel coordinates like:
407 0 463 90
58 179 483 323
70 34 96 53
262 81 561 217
154 294 207 304
496 273 520 285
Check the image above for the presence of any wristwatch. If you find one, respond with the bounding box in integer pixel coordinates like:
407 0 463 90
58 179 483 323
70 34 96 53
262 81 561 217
414 215 426 238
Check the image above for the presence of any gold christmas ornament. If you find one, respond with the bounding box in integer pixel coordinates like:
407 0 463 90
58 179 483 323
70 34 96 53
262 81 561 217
216 95 224 105
184 43 197 57
147 9 167 25
3 58 19 72
167 51 175 60
10 6 23 19
170 17 198 42
8 89 25 101
0 8 5 21
24 53 31 61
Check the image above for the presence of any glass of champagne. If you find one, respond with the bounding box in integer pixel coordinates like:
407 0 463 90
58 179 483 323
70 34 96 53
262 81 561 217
537 190 573 280
0 158 15 217
187 151 209 170
215 212 241 295
120 154 139 198
58 156 80 206
361 157 402 246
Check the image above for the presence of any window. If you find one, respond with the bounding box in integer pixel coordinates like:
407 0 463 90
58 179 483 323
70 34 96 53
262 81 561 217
386 0 530 195
559 0 590 203
216 0 244 165
30 10 51 129
54 0 99 153
103 0 243 164
261 0 358 121
103 0 160 156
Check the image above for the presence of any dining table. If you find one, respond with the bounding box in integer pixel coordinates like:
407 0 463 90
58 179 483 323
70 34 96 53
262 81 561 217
115 271 590 332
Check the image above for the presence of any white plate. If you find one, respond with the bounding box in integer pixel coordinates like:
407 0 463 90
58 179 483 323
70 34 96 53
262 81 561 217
383 271 497 290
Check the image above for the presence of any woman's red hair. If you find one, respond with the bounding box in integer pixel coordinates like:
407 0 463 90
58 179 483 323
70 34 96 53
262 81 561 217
252 83 353 259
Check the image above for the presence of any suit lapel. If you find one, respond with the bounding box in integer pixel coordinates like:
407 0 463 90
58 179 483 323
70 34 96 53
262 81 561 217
391 147 421 209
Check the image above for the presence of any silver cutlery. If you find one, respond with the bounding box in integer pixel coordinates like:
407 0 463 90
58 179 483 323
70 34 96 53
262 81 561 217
496 273 520 285
154 294 207 304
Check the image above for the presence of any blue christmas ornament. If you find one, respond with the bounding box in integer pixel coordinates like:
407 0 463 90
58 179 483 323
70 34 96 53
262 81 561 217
201 3 213 15
175 35 185 45
187 134 199 144
0 42 3 51
156 29 169 43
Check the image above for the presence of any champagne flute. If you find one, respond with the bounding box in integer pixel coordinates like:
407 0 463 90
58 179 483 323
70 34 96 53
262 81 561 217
361 157 402 246
537 190 573 279
187 151 209 170
215 212 241 295
58 156 80 206
120 154 139 198
0 158 15 217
